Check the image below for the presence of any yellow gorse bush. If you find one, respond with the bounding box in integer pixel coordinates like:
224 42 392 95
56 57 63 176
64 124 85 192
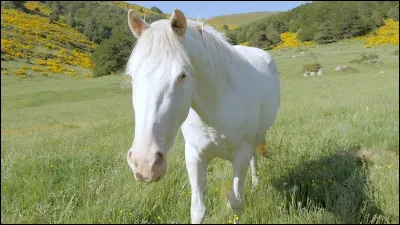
1 37 34 58
274 32 313 50
364 19 399 48
31 66 44 72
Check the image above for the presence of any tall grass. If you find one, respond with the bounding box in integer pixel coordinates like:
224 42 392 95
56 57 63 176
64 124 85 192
1 40 398 223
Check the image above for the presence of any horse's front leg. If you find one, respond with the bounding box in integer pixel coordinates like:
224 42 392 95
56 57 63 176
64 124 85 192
185 142 209 224
229 143 253 224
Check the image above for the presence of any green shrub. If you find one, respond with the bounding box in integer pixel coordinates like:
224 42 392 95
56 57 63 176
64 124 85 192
302 63 322 72
349 53 381 64
224 30 238 45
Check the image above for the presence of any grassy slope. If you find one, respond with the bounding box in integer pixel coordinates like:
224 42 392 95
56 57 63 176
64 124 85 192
107 1 164 17
206 11 279 30
1 40 398 223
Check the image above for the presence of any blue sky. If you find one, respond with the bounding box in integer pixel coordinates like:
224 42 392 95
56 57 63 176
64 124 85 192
128 1 309 18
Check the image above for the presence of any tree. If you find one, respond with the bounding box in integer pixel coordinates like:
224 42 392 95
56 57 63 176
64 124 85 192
49 2 61 23
222 24 229 30
371 8 386 27
145 13 165 23
225 30 238 45
388 4 399 21
150 6 163 14
298 26 316 42
3 1 27 11
91 26 136 77
313 22 336 44
83 18 96 41
66 13 75 27
14 1 26 11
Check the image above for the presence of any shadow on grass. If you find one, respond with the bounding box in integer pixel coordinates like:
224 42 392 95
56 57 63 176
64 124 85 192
272 148 391 223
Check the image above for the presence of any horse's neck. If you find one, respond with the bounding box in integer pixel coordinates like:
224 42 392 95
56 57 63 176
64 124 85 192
183 29 232 127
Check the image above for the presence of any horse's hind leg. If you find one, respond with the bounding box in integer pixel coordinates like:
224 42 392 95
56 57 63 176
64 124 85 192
250 152 259 191
251 140 266 191
229 143 253 224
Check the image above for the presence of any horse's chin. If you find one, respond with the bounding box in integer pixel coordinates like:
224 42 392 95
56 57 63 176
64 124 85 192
133 168 166 183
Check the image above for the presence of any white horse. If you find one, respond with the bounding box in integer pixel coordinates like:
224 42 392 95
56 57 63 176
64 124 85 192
125 9 280 224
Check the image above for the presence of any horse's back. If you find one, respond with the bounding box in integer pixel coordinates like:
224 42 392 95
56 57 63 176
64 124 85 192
233 45 279 79
233 45 280 104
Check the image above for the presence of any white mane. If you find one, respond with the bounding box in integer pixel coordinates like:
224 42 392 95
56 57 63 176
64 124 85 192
126 18 247 89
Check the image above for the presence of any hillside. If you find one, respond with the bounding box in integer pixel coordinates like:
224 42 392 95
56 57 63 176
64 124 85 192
206 11 279 30
231 1 399 49
0 1 160 79
106 1 163 17
1 2 95 78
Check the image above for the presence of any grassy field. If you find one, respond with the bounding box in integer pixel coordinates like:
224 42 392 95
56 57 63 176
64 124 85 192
1 40 399 224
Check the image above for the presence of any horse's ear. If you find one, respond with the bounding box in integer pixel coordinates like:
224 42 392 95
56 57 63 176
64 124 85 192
127 9 148 38
170 9 187 37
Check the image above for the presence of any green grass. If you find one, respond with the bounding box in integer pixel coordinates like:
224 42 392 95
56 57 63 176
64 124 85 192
1 40 399 224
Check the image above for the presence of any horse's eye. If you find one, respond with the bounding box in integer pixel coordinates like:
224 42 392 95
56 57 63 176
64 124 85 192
177 73 186 83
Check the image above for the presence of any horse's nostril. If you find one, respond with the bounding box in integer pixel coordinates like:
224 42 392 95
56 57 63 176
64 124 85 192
135 172 144 180
155 152 163 164
150 152 164 170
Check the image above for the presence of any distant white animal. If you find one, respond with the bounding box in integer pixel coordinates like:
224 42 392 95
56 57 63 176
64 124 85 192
317 68 323 76
335 65 347 71
125 9 280 224
310 72 315 76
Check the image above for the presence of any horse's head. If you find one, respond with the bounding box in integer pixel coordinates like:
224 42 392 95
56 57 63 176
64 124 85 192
125 9 192 182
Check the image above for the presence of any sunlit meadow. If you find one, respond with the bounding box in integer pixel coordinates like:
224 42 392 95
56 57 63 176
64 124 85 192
1 37 399 223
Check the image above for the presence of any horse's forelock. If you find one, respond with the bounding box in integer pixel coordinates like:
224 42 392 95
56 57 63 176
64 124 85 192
126 20 193 81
